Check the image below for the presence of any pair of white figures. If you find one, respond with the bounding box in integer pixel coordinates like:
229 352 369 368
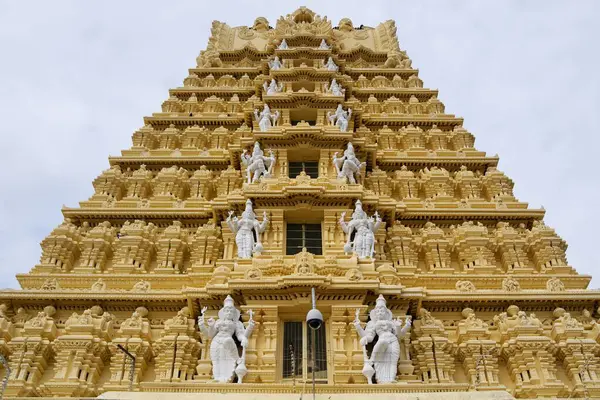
278 38 330 50
268 55 337 72
254 103 351 133
234 141 377 259
199 294 410 384
263 77 344 97
227 198 380 261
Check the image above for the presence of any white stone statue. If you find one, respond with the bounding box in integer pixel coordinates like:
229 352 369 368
319 39 330 50
340 200 381 258
354 295 412 384
253 104 280 132
324 79 345 97
268 56 283 70
324 56 339 72
327 104 352 132
263 78 283 95
278 39 289 50
198 296 255 383
240 141 276 183
333 142 365 184
226 199 268 258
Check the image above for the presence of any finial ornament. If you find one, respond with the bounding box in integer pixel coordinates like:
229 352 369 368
354 295 412 384
198 295 255 383
226 199 269 259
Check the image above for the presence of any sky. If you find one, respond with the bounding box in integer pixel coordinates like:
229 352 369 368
0 1 598 289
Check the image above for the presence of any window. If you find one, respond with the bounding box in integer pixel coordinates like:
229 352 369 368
286 224 322 255
288 161 319 178
282 321 327 382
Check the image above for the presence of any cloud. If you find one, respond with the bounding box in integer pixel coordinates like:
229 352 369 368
0 0 598 288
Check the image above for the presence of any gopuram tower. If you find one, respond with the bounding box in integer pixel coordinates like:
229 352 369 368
1 7 599 400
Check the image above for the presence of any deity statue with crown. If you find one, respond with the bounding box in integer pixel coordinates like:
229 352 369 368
268 56 283 70
333 142 365 184
240 141 276 184
354 295 412 384
198 295 255 383
263 78 284 95
253 104 280 132
339 200 382 259
226 199 269 259
327 104 352 132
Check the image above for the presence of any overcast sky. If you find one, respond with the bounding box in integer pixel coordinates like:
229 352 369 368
0 1 598 289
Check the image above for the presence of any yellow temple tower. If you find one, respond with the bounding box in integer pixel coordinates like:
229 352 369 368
1 7 599 400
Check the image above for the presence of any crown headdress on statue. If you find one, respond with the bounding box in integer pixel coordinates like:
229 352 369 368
352 199 367 220
369 294 392 321
242 199 256 219
219 295 240 320
223 295 235 307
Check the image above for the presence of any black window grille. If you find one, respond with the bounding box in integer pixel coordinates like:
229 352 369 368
286 223 322 255
288 161 319 178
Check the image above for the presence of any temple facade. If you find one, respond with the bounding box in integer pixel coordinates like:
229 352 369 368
1 7 599 399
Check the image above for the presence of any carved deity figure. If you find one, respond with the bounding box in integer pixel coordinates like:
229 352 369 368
324 56 339 71
278 39 289 50
268 56 283 70
354 295 412 384
324 78 345 97
253 104 280 132
198 296 255 383
240 142 276 183
263 78 283 95
333 142 365 183
327 104 352 132
226 199 269 259
340 200 381 259
318 39 330 50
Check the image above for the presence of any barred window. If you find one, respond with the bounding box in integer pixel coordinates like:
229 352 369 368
282 321 327 382
286 223 322 255
288 161 319 178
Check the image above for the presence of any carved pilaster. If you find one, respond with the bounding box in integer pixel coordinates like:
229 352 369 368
106 307 153 391
495 305 566 398
36 219 82 273
5 306 56 397
153 307 200 382
550 308 600 397
44 306 114 397
77 221 115 273
112 220 157 273
190 222 223 274
155 221 189 274
418 222 453 273
240 305 277 383
451 221 498 274
331 305 367 384
412 309 454 384
456 308 501 389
